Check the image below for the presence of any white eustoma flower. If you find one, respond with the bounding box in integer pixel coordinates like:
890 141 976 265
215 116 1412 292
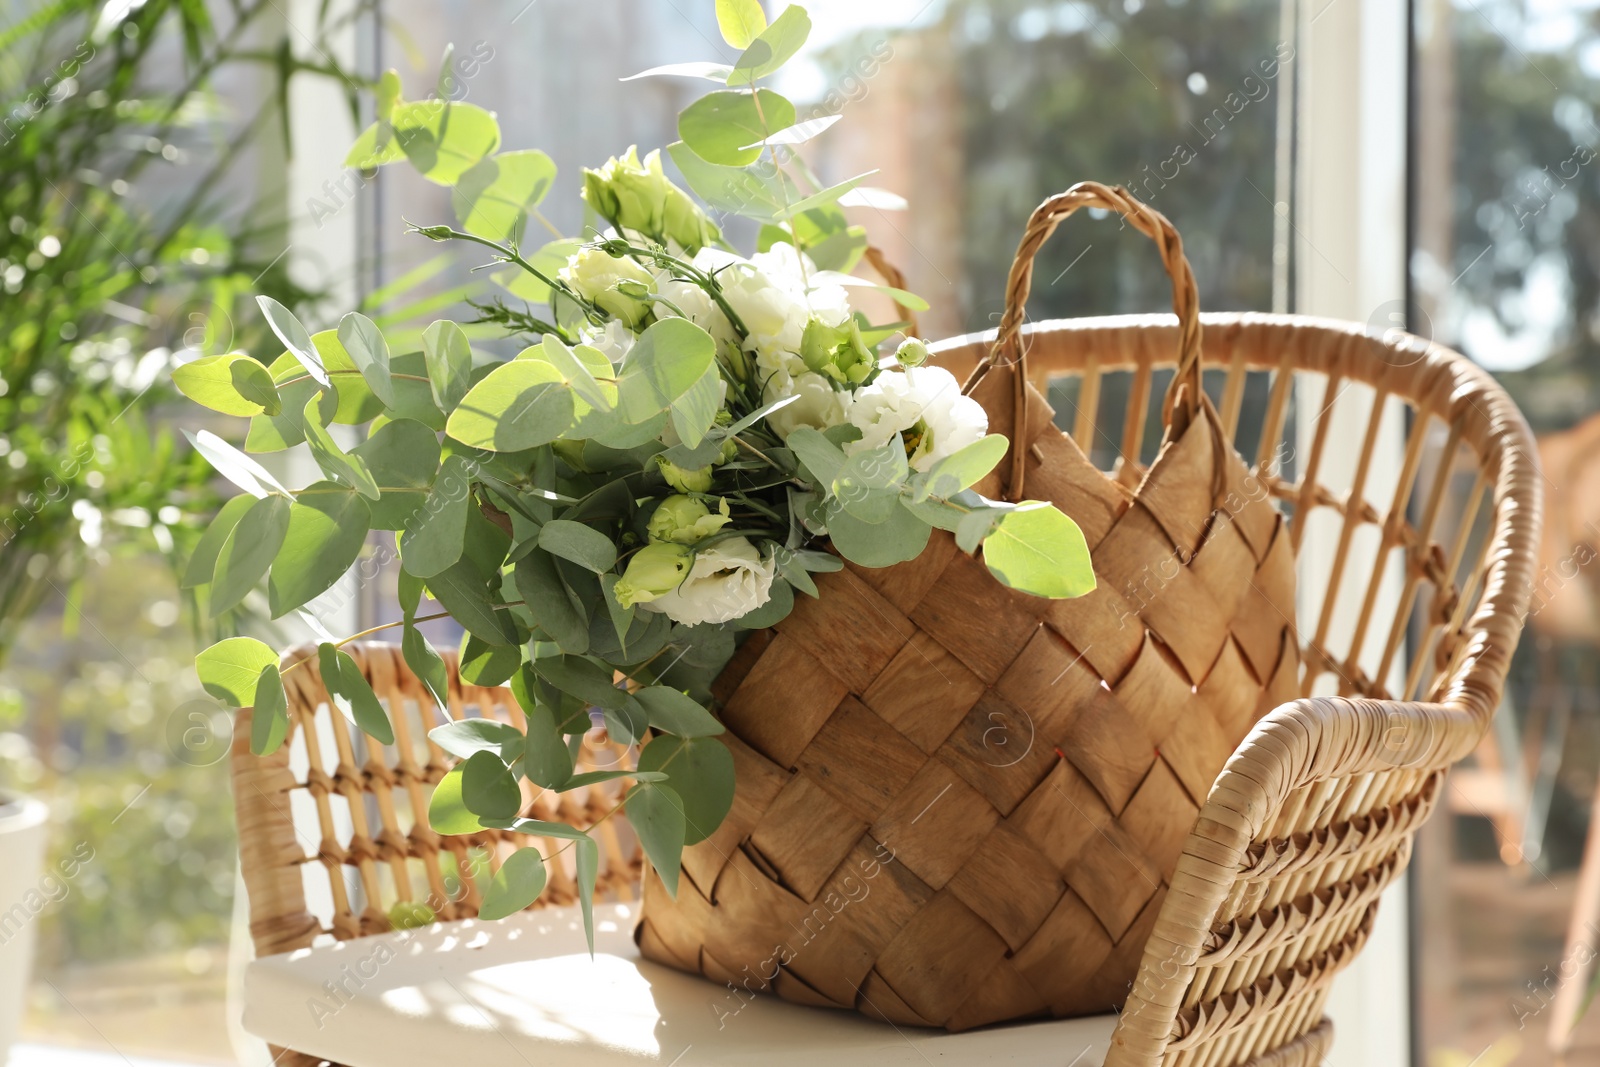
639 536 776 626
578 320 635 365
560 247 654 328
709 245 852 381
654 269 738 348
845 365 988 472
764 369 847 440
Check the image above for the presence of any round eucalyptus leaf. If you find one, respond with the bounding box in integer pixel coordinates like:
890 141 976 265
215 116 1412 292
479 847 547 920
678 89 794 167
638 735 735 845
268 483 371 618
210 494 292 615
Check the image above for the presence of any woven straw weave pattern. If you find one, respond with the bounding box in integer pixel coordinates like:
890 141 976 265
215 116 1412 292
635 378 1302 1028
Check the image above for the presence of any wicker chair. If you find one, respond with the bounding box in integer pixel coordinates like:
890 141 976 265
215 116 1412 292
232 312 1539 1066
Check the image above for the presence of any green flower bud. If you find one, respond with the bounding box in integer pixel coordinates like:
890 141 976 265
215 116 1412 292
655 455 715 494
560 247 655 329
895 337 932 368
613 542 692 607
581 146 722 254
647 494 732 545
801 317 876 386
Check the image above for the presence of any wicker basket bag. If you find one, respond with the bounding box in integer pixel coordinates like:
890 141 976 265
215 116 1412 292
635 183 1303 1030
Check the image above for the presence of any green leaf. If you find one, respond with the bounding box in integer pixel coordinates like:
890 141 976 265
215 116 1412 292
666 141 790 222
422 320 474 414
514 551 589 654
634 686 725 738
429 718 525 763
256 296 329 389
538 337 614 414
565 770 667 789
376 68 401 121
267 484 371 617
744 114 839 149
479 847 547 920
352 418 441 530
459 749 522 821
679 89 795 167
429 764 492 835
827 500 931 568
785 426 846 486
300 396 382 500
182 495 255 589
535 655 625 710
390 100 502 185
538 520 617 574
627 782 686 896
638 735 735 844
670 363 723 448
789 170 878 214
599 574 635 652
832 440 909 523
510 668 573 790
716 0 767 47
318 643 396 744
210 494 292 615
185 429 287 498
426 560 520 646
458 633 522 687
174 353 280 416
729 5 811 83
399 454 472 578
388 351 448 430
196 637 279 706
732 576 793 628
250 664 290 756
446 359 574 451
623 61 735 82
453 150 557 244
983 502 1097 599
615 318 717 425
574 834 598 956
337 312 394 407
345 119 406 169
914 434 1009 502
244 357 339 452
305 330 386 425
955 504 1005 552
402 624 452 710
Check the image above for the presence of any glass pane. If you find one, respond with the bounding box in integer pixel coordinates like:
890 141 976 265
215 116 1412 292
1411 0 1600 1062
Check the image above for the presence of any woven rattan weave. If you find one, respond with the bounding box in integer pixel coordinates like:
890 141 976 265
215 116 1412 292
231 184 1540 1066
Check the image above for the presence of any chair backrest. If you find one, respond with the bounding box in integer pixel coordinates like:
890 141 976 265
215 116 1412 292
930 312 1539 1066
231 644 640 958
232 311 1538 1067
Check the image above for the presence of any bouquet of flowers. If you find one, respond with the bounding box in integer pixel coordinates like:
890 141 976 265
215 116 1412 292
178 1 1093 942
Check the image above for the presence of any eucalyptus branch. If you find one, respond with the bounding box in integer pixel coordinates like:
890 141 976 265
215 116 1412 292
594 237 750 339
468 298 576 344
410 223 600 323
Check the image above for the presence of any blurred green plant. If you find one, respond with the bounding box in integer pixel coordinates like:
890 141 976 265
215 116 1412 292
0 0 376 985
0 0 373 660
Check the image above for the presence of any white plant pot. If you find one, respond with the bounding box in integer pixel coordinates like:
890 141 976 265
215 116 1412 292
0 796 50 1064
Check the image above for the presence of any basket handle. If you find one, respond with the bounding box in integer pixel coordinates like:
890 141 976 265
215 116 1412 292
966 181 1203 498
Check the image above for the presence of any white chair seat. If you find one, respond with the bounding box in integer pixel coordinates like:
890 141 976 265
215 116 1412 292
243 903 1116 1066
